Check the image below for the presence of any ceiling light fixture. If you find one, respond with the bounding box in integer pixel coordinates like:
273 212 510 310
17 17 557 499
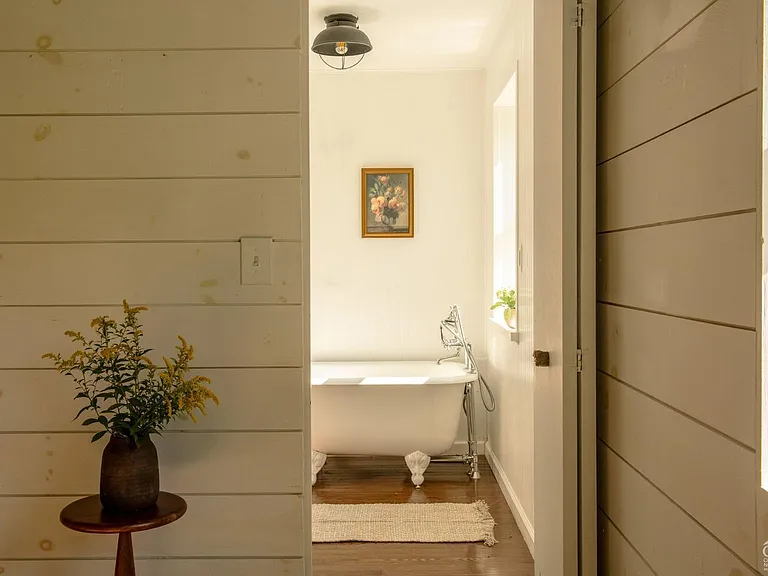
311 13 373 70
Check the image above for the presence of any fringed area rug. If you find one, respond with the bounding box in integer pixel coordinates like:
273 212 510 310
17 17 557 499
312 501 497 546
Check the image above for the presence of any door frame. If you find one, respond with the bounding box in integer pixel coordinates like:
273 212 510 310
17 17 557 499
577 2 597 575
532 0 596 574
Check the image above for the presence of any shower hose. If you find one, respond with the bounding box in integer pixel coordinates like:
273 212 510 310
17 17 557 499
465 346 496 413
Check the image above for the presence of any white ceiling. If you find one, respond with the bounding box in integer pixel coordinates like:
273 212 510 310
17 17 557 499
308 0 510 71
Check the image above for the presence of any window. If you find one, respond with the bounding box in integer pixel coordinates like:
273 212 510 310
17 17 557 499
491 71 518 330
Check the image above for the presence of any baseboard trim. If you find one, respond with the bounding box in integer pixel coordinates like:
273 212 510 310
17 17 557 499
449 440 486 455
485 443 535 555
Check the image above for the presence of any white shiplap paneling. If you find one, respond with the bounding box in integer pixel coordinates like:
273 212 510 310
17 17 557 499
0 559 304 576
598 443 757 575
597 93 757 232
0 433 303 495
0 242 302 305
597 511 655 576
597 303 756 447
0 306 304 369
0 51 300 115
597 0 759 162
598 374 756 563
0 369 304 433
0 115 301 179
597 213 756 327
597 0 717 94
0 0 301 51
0 495 304 558
0 178 302 242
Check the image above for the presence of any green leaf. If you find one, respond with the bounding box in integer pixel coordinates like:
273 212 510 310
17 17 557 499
82 418 98 426
98 415 109 427
74 405 92 420
91 430 108 443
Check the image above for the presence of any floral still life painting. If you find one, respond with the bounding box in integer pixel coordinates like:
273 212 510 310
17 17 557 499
362 168 414 238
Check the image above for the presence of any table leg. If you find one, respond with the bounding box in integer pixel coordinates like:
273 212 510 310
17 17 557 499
115 532 136 576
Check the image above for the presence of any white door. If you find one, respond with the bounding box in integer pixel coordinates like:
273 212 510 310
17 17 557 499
532 1 596 575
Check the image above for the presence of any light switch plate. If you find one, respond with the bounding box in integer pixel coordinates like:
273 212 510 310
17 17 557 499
241 237 273 285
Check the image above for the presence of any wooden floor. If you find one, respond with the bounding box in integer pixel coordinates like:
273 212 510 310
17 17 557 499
311 456 534 576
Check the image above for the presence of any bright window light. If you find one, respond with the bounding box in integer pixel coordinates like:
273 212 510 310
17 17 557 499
311 377 328 385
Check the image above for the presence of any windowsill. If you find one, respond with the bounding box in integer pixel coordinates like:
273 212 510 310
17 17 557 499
489 317 519 343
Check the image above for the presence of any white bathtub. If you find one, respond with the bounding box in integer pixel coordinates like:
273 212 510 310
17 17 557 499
310 361 478 486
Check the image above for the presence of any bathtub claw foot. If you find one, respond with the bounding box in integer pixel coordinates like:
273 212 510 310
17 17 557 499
405 451 431 487
311 450 327 486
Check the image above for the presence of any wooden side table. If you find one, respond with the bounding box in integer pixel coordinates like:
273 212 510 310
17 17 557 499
60 492 187 576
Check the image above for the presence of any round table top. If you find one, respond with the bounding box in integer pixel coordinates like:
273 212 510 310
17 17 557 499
60 492 187 534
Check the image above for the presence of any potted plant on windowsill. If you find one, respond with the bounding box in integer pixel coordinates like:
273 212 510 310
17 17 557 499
43 301 218 513
491 288 517 329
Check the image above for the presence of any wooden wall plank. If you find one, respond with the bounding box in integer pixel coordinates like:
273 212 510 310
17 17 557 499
0 306 304 369
598 0 625 26
0 179 302 242
597 0 758 162
598 443 756 575
598 375 756 563
597 93 757 232
597 213 756 327
597 304 755 447
0 242 302 305
0 432 303 495
0 51 300 115
0 369 304 432
0 495 304 558
597 0 715 94
0 0 301 51
597 510 655 576
0 559 304 576
0 115 301 179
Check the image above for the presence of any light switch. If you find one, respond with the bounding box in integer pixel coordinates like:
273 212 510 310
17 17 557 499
241 237 273 285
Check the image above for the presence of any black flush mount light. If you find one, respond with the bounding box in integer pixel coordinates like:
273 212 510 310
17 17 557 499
311 13 373 70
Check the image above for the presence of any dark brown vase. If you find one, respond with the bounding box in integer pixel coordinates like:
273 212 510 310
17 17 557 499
100 435 159 512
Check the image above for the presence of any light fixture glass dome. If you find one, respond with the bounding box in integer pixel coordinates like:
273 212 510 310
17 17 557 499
312 13 372 70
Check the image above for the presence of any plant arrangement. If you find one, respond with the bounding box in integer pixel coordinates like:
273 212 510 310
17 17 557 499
368 173 409 228
43 301 218 511
491 288 517 328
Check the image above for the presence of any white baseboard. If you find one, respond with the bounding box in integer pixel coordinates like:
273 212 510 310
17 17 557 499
485 443 535 555
449 440 485 455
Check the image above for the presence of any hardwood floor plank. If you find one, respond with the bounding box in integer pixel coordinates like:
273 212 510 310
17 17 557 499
311 456 534 576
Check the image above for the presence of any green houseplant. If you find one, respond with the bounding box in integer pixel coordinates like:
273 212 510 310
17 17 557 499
491 288 517 328
43 301 218 512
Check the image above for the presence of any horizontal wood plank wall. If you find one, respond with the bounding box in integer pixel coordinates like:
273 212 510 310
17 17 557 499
0 559 305 576
596 0 760 573
0 0 309 574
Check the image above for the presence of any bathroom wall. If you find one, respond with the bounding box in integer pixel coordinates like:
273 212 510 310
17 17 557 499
310 70 486 362
0 1 310 574
483 0 536 553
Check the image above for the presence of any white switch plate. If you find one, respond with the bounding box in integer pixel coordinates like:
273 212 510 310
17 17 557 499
241 237 273 285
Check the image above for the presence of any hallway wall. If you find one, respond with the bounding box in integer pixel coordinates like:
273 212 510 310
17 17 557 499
596 0 760 573
0 1 310 574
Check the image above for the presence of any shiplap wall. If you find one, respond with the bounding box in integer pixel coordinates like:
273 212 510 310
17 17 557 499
596 0 760 574
0 1 310 575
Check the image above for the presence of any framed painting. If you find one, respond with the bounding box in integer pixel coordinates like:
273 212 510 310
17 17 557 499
361 168 414 238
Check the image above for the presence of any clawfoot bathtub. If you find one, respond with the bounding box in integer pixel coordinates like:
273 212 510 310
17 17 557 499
310 361 477 487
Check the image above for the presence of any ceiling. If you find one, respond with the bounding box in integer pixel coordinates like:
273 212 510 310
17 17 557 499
308 0 510 71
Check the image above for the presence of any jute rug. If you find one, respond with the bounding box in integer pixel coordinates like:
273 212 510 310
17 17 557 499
312 501 497 546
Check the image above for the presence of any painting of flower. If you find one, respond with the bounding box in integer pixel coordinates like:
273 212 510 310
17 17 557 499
361 168 414 238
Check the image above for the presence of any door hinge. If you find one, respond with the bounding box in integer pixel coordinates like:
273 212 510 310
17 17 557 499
573 2 585 27
576 349 583 373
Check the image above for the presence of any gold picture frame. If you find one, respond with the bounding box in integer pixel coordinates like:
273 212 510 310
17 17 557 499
361 168 415 238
